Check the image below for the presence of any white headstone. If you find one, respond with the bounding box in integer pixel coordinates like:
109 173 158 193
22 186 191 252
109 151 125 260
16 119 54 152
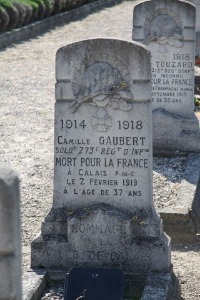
133 0 200 151
31 38 170 274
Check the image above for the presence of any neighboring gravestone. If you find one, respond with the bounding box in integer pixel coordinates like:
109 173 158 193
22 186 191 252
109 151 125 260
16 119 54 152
0 167 22 300
31 38 170 275
133 0 200 151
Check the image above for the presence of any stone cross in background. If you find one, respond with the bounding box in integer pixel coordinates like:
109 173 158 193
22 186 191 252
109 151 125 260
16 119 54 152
0 167 22 300
31 38 171 276
133 0 200 152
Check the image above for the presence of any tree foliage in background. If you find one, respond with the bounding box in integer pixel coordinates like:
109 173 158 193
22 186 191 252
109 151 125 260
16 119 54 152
0 0 94 32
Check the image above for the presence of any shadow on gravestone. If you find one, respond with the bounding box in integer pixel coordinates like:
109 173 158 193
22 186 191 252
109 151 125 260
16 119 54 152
31 38 175 297
64 268 124 300
133 0 200 152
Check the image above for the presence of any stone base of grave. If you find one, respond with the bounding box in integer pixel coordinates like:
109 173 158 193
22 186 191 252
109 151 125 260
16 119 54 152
24 266 180 300
22 270 47 300
31 204 171 274
153 109 200 152
140 268 180 300
156 152 200 242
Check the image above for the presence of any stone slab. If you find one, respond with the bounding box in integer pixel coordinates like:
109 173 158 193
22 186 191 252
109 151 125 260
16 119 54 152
32 205 170 272
141 268 180 300
22 270 47 300
22 268 179 300
158 153 200 242
152 109 200 152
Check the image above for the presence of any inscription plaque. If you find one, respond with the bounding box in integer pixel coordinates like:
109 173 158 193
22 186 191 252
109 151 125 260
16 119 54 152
55 102 151 211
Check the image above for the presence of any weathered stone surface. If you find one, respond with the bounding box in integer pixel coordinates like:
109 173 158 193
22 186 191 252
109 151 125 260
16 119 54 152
155 153 200 242
0 166 21 300
141 268 180 300
22 270 47 300
31 38 170 274
152 109 200 152
133 0 200 152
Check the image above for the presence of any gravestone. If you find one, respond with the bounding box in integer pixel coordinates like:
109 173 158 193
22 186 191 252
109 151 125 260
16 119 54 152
133 0 200 152
31 38 170 276
0 167 22 300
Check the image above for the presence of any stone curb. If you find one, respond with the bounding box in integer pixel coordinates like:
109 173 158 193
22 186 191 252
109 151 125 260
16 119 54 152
22 270 47 300
23 269 179 300
0 0 123 49
141 269 180 300
158 153 200 242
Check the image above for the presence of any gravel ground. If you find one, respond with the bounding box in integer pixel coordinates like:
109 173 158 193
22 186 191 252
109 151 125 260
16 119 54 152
0 1 200 299
153 156 187 209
